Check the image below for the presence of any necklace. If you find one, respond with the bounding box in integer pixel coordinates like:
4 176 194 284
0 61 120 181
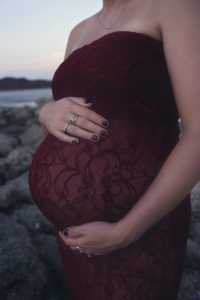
97 0 129 30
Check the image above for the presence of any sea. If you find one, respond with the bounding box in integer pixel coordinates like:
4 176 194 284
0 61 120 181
0 88 53 108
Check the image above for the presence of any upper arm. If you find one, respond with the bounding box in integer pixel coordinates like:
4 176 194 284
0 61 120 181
157 0 200 132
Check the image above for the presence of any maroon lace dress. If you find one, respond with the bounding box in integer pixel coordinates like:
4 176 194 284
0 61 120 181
29 31 191 300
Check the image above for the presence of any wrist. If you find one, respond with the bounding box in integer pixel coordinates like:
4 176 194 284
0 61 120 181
112 220 137 249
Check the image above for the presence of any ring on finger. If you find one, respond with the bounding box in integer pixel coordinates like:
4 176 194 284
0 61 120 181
76 246 80 252
70 114 79 126
63 123 70 133
85 251 91 258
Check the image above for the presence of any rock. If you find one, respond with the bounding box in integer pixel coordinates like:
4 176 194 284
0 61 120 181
19 124 45 148
177 269 200 300
0 171 34 208
32 234 69 300
0 107 8 128
5 146 35 180
0 158 8 185
0 183 16 209
11 204 54 234
191 181 200 223
0 133 17 157
1 124 27 136
189 222 200 245
184 239 200 271
14 106 34 125
0 213 47 300
8 170 34 204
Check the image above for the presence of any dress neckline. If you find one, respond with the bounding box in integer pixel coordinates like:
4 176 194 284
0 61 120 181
70 30 163 56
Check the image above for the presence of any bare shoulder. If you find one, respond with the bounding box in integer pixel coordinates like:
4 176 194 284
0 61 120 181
64 14 97 60
154 0 200 130
154 0 200 39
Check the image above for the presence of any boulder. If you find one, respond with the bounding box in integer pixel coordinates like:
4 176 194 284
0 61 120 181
1 124 27 136
0 171 34 208
0 183 16 209
177 268 200 300
0 213 47 300
0 158 8 185
5 146 35 180
191 181 200 223
8 170 34 204
0 133 17 157
189 222 200 245
19 124 45 148
0 107 8 128
184 239 200 272
32 233 69 300
11 204 54 234
13 106 34 125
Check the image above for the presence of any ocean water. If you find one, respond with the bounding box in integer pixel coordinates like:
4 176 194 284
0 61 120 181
0 88 53 107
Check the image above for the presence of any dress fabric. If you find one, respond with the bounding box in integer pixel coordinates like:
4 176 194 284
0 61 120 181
29 31 191 300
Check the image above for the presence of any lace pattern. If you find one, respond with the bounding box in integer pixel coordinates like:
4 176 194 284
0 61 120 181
29 31 191 300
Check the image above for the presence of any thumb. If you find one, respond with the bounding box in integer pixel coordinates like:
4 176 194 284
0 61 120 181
69 97 93 107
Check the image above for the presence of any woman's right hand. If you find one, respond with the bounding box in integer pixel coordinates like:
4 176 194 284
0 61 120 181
39 97 109 144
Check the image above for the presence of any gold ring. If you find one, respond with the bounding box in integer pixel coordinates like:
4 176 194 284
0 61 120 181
76 246 80 252
63 123 70 133
69 114 79 125
86 252 91 258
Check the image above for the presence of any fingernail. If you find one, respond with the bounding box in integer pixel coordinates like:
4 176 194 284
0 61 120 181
72 140 78 144
102 121 109 127
84 101 91 104
92 135 99 141
100 130 107 137
63 228 68 236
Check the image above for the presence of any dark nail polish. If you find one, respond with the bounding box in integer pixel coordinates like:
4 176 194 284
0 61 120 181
84 101 91 104
102 121 109 127
63 228 68 236
100 130 107 137
72 140 78 144
92 135 99 141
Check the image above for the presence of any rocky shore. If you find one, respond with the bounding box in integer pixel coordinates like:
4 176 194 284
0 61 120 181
0 98 200 300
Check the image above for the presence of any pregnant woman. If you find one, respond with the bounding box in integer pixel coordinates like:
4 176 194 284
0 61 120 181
29 0 200 299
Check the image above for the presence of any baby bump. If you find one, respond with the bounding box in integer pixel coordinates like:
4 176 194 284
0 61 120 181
29 119 171 230
28 127 158 230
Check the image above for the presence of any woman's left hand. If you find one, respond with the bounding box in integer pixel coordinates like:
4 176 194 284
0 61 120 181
58 221 130 256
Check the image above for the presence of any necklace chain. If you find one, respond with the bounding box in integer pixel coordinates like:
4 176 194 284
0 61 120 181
97 0 129 30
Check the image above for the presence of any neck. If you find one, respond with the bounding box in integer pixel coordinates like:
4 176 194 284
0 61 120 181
102 0 127 13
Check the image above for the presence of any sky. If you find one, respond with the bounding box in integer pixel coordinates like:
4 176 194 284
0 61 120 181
0 0 102 80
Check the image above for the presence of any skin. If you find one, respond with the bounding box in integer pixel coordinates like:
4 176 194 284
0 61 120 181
39 0 200 256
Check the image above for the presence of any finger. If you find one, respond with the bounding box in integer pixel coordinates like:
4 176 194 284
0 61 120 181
66 124 100 142
68 102 109 128
67 225 84 238
59 232 83 247
75 116 108 137
70 246 85 252
69 97 93 107
52 129 79 145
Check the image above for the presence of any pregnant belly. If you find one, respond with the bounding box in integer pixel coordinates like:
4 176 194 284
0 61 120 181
28 119 172 231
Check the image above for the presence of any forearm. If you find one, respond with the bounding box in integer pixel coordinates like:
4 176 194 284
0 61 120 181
117 130 200 244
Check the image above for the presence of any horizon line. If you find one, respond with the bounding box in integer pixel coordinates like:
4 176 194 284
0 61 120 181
0 76 52 81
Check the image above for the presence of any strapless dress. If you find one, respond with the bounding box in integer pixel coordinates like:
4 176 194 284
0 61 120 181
29 31 191 300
